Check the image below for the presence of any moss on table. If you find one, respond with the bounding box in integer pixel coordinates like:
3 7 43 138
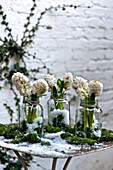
0 124 50 145
0 124 113 146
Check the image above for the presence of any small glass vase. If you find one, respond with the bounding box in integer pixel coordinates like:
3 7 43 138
47 96 70 128
75 99 102 138
20 95 43 136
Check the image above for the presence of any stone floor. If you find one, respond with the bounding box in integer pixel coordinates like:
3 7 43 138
28 148 113 170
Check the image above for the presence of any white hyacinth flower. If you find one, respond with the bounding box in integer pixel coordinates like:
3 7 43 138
45 74 56 90
76 88 87 99
12 72 29 96
88 80 103 96
12 72 28 85
63 72 73 90
33 79 48 95
72 76 88 91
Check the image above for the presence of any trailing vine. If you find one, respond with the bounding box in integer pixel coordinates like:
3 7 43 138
0 0 91 123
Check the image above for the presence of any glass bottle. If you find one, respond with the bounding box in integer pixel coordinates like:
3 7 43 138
20 95 43 136
47 96 70 128
75 99 102 138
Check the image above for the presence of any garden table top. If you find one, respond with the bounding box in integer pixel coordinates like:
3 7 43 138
0 132 113 170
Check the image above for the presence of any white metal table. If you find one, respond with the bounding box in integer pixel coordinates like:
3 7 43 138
0 134 113 170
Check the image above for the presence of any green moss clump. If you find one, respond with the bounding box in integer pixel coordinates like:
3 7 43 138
21 120 27 132
99 128 113 142
41 141 51 146
34 127 43 137
0 124 7 136
60 132 73 139
66 136 96 145
44 125 60 133
65 125 75 135
11 133 41 144
3 128 21 139
26 133 41 143
60 132 96 145
2 124 113 146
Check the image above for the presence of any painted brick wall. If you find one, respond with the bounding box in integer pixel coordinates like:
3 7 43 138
0 0 113 124
0 0 113 169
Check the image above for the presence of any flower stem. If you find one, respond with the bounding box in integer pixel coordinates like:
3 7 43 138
55 100 63 110
84 94 95 137
26 95 39 124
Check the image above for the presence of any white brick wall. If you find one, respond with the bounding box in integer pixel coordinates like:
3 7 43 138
0 0 113 122
0 0 113 169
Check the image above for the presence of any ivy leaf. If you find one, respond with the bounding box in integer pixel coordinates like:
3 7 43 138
0 5 2 10
1 21 6 25
0 46 8 52
8 33 11 37
62 7 66 10
2 15 6 20
0 11 3 15
31 7 35 11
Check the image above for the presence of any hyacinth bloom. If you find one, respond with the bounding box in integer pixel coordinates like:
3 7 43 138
45 72 73 128
45 72 73 98
12 72 48 97
72 76 103 138
88 80 103 97
12 72 48 125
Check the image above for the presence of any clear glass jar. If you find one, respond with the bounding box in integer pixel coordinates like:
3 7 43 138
20 95 43 136
75 99 102 138
47 96 70 128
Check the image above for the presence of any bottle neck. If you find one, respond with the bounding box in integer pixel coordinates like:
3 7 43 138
80 99 98 109
50 95 66 101
24 94 39 102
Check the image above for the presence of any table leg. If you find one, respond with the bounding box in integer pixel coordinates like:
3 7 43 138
52 158 57 170
63 157 72 170
13 150 28 170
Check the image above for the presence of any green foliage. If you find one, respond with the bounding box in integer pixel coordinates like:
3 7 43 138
25 133 41 143
0 0 50 122
21 120 28 132
2 125 23 139
60 132 73 139
66 136 96 145
57 79 64 94
41 141 51 146
65 125 75 135
3 103 14 123
0 124 52 147
34 127 43 137
0 0 91 122
60 132 96 145
0 148 33 170
99 128 113 142
61 127 113 145
52 114 65 128
0 3 91 169
52 86 58 97
44 125 60 133
51 79 65 98
0 124 7 136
